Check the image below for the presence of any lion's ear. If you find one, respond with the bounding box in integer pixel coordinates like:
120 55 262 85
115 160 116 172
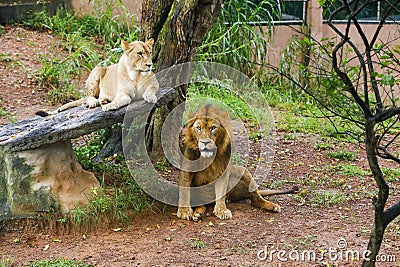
121 40 130 52
186 112 195 120
146 38 155 47
220 110 229 121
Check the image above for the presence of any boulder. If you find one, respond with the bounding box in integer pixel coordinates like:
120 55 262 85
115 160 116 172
0 141 97 218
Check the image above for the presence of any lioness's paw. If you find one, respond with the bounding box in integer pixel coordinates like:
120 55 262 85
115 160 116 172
213 206 232 220
102 102 119 111
87 99 100 108
143 93 157 104
177 207 193 220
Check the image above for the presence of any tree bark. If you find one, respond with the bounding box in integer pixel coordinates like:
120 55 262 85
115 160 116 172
362 121 389 267
141 0 224 160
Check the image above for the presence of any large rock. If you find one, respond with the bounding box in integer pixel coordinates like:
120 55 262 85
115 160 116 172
0 141 98 219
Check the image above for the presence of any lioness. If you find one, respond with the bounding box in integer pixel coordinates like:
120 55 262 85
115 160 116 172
177 104 298 221
37 38 158 115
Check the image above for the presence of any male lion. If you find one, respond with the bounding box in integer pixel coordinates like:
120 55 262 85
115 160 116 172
177 104 298 221
37 38 158 116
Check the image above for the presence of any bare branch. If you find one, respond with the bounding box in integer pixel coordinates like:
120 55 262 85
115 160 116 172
383 201 400 228
374 107 400 123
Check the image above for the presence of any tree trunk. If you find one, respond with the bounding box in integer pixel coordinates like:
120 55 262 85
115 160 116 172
141 0 224 160
362 121 390 267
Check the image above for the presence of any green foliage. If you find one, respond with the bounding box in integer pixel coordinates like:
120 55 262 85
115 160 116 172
382 168 400 183
189 238 206 249
276 35 367 141
315 141 334 150
28 259 92 267
327 149 358 161
70 175 153 226
71 130 154 226
0 256 13 267
279 113 329 134
23 0 138 46
197 0 279 77
335 163 371 177
309 190 348 206
74 130 106 171
187 83 256 121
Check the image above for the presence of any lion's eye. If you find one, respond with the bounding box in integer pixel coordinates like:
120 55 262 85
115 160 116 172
210 125 217 132
137 51 143 56
196 125 201 132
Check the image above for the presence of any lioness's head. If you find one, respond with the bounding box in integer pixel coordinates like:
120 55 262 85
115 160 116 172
184 105 231 159
121 38 154 74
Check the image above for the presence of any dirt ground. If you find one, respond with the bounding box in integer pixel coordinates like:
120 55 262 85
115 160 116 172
0 26 399 266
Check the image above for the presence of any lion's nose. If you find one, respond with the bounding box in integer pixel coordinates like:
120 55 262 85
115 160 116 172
146 63 152 68
201 140 211 146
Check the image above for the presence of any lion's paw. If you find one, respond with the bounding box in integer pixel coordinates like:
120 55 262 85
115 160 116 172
272 204 281 213
177 207 193 220
102 102 119 111
192 206 206 221
213 206 232 220
87 99 100 108
143 93 157 104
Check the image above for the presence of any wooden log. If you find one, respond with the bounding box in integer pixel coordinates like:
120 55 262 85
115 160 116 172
0 87 176 152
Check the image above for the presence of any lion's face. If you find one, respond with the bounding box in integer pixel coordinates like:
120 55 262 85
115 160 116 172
192 118 220 158
184 105 231 159
121 39 154 75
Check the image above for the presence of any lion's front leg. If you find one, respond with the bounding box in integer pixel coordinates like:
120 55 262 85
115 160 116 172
102 93 132 111
213 172 232 220
142 85 158 103
177 171 193 220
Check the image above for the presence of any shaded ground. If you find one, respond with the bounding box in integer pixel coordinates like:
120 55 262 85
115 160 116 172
0 26 399 266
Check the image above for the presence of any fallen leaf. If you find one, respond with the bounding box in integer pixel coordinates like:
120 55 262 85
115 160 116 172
113 228 122 232
43 244 50 251
206 221 215 227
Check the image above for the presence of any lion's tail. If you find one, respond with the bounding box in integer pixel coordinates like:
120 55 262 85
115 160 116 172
259 186 299 197
56 98 87 112
36 98 87 117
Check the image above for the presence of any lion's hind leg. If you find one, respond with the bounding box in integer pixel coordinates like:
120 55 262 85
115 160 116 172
250 191 281 213
229 165 281 213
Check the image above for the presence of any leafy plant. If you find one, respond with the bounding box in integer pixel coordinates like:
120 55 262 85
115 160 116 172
310 190 348 206
327 150 357 161
28 258 92 267
335 163 371 177
0 256 13 267
197 0 279 78
189 238 206 249
187 83 256 122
